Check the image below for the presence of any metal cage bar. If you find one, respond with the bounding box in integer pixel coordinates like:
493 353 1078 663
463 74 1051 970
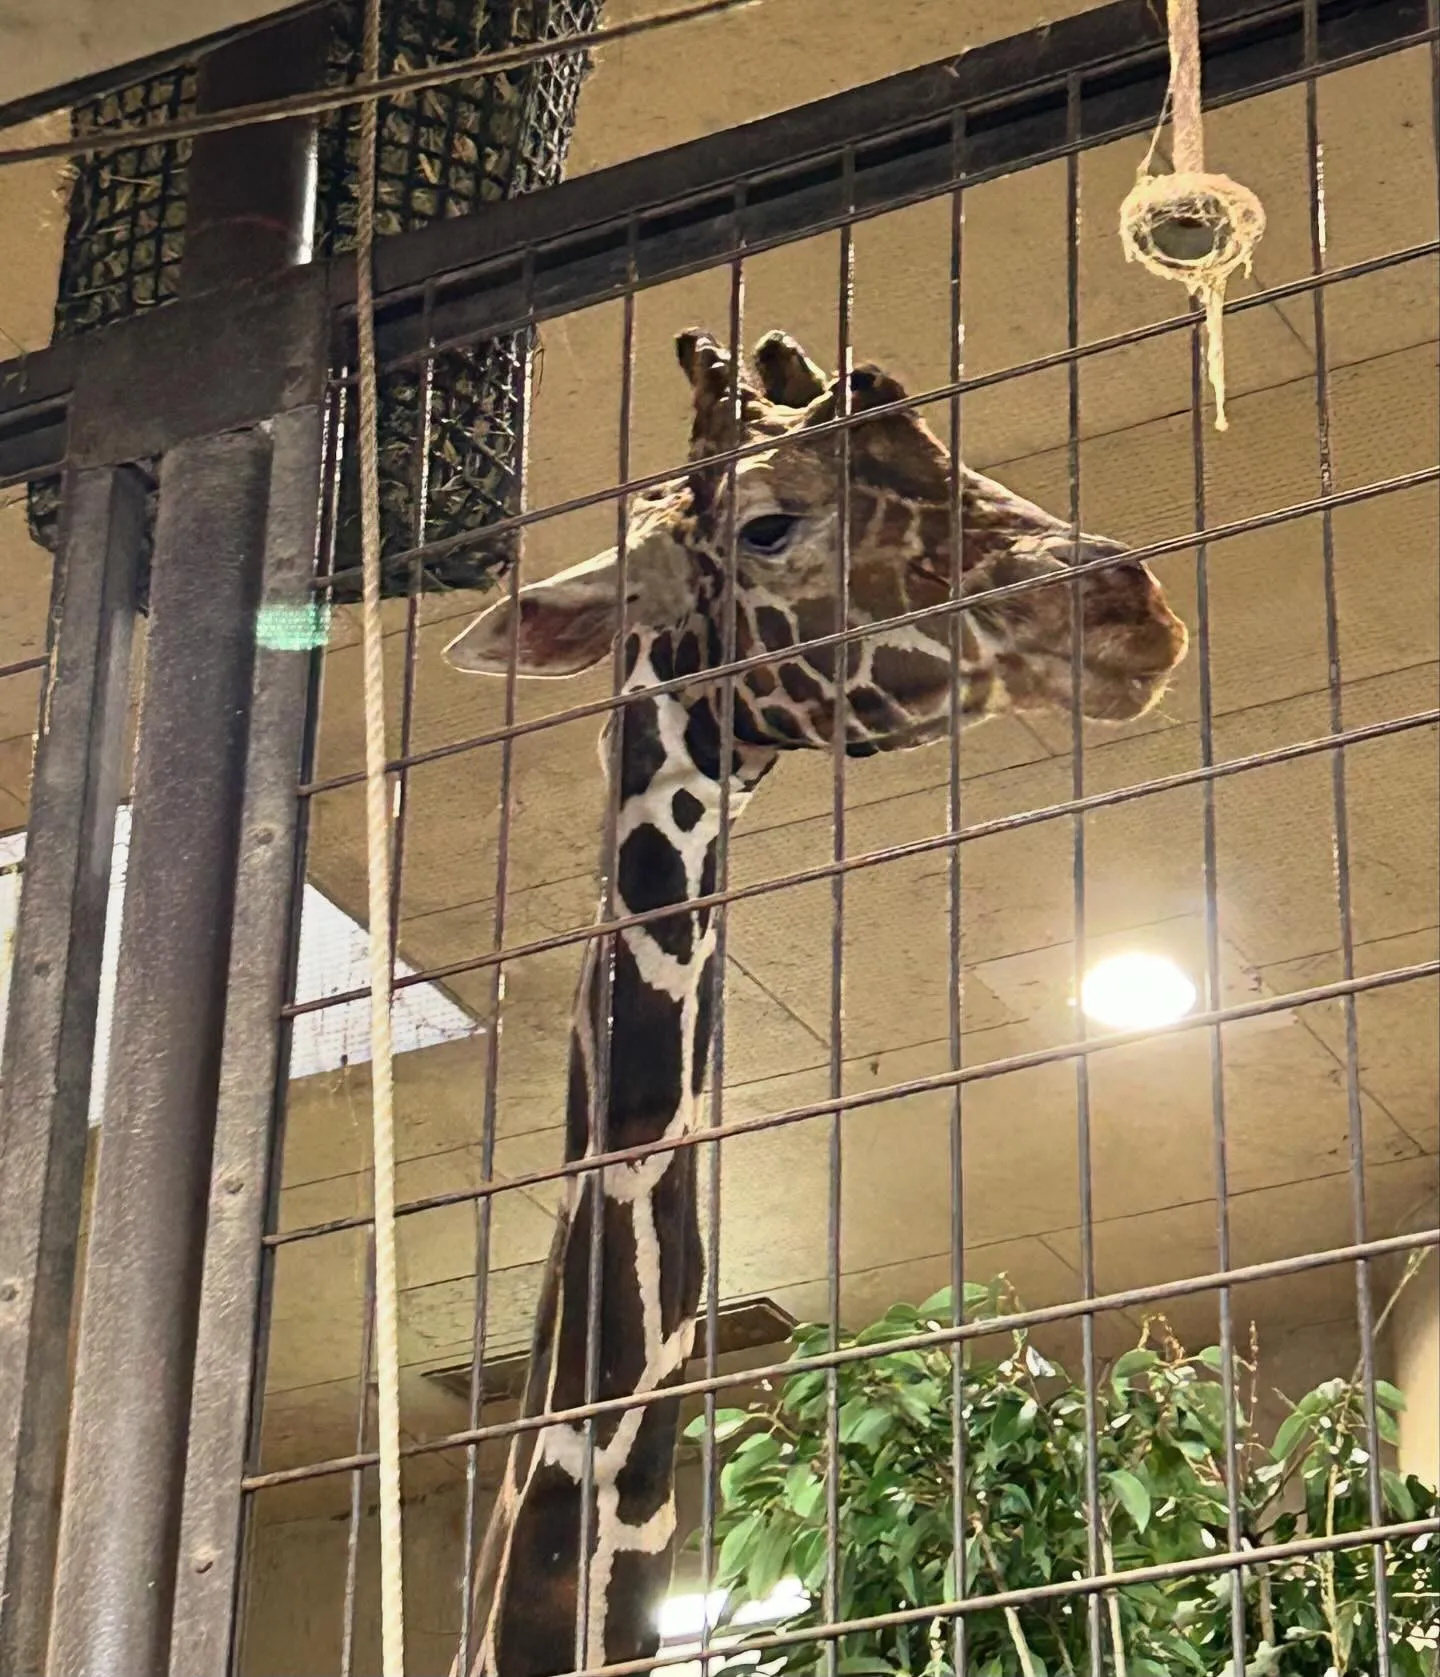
0 465 145 1677
1 0 1435 1668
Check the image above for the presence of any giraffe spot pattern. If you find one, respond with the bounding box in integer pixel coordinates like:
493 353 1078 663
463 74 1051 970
617 826 692 963
869 643 952 706
779 660 826 707
753 603 794 649
606 935 686 1140
612 1396 688 1528
604 1546 676 1664
761 704 807 742
620 696 667 802
671 787 705 831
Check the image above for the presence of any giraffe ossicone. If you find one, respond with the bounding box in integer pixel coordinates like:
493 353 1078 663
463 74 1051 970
443 329 1188 1677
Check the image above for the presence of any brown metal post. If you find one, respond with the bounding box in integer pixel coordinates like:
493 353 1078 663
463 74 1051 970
43 11 329 1675
0 467 146 1677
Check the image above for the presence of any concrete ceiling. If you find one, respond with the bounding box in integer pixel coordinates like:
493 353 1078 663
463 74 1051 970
0 0 295 108
1 0 1436 1542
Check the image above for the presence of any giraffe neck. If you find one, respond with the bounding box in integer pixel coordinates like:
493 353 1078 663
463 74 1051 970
466 634 775 1677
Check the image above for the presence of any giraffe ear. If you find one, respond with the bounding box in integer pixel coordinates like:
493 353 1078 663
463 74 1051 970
443 550 624 677
443 532 691 679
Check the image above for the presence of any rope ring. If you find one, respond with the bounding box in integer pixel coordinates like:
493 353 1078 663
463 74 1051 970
1119 170 1266 431
1119 170 1266 289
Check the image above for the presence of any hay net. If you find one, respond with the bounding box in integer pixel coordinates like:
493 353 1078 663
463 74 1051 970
28 0 601 600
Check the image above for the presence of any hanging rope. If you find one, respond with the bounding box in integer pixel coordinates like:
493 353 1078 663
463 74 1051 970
1118 0 1266 429
354 0 407 1664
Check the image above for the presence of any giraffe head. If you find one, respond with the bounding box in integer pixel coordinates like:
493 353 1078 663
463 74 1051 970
444 329 1188 752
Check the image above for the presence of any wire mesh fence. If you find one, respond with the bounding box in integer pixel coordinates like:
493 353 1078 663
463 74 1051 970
230 4 1440 1673
1 0 1437 1672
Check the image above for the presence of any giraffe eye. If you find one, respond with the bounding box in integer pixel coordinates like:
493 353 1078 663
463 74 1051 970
739 513 801 556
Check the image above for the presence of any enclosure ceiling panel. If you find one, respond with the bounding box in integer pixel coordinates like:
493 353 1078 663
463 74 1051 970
0 0 298 108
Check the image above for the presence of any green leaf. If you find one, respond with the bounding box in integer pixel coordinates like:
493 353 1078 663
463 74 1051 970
836 1660 898 1675
1376 1406 1402 1447
789 1526 827 1590
1374 1379 1407 1413
683 1407 754 1443
1107 1468 1153 1533
1196 1346 1225 1370
747 1515 793 1602
721 1434 781 1503
838 1400 892 1451
916 1286 954 1321
1111 1349 1160 1387
964 1280 1001 1317
783 1465 825 1520
783 1371 827 1416
716 1512 762 1586
1382 1468 1417 1521
1271 1408 1312 1461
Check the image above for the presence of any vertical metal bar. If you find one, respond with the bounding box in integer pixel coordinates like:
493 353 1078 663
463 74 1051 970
0 464 144 1677
943 110 971 1677
47 425 275 1677
823 151 856 1677
231 378 346 1676
1300 6 1393 1662
180 8 328 294
577 231 641 1666
459 261 533 1674
1188 316 1248 1677
166 403 326 1677
1063 78 1106 1676
698 204 746 1669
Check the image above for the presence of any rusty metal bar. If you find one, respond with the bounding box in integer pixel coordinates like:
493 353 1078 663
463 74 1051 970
0 465 145 1677
45 426 274 1677
166 404 326 1677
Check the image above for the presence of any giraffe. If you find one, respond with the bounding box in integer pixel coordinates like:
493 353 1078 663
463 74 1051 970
441 327 1189 1677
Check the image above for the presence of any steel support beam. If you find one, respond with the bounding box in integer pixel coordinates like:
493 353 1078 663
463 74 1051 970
182 9 329 294
45 426 274 1677
167 404 325 1677
0 465 146 1677
36 17 327 1670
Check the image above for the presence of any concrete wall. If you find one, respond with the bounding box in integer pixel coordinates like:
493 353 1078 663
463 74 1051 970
1392 1250 1439 1487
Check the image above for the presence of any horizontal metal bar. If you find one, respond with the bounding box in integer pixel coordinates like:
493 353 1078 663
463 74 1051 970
0 654 48 684
302 463 1440 801
243 1225 1440 1487
295 706 1439 1018
273 957 1439 1244
315 233 1440 599
67 267 330 471
0 0 1427 487
362 0 1433 372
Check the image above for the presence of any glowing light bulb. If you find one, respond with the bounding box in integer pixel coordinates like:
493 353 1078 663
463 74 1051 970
1080 953 1197 1031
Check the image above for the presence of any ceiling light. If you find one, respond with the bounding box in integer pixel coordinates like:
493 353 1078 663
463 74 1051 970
1080 953 1197 1031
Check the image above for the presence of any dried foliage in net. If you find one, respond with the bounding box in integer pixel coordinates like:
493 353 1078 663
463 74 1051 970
27 0 599 602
